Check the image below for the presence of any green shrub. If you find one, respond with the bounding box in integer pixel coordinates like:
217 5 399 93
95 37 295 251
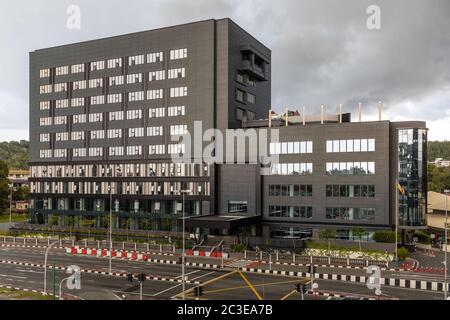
230 243 246 253
372 231 397 243
413 232 431 244
397 247 409 261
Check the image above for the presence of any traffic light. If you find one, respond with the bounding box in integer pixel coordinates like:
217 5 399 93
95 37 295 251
295 283 307 294
127 273 133 282
138 273 146 283
194 286 203 297
308 265 316 275
178 257 182 264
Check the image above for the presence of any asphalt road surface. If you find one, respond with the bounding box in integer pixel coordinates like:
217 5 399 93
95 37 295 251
0 245 445 300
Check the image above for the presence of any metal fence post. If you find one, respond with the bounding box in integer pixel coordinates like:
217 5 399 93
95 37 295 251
328 257 331 265
72 239 74 247
366 259 369 267
276 252 279 262
173 245 175 254
147 243 149 252
36 238 38 246
310 255 313 264
84 239 87 248
244 250 247 259
13 237 16 244
24 238 26 245
347 257 350 266
260 251 263 261
122 242 125 250
160 244 162 253
293 253 296 263
134 243 137 251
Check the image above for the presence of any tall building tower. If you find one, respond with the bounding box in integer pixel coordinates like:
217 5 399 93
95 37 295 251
29 18 271 230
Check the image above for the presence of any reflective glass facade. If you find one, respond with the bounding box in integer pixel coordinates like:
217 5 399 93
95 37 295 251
398 128 427 227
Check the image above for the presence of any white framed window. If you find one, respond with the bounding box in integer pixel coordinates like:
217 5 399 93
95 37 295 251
71 97 85 107
55 132 69 141
109 111 124 121
170 125 188 135
149 144 165 155
89 147 103 157
107 93 122 104
71 131 85 141
39 69 50 78
39 101 50 110
149 70 165 81
147 52 164 63
89 113 103 123
54 149 67 158
89 78 103 89
54 116 67 125
90 130 105 140
91 95 105 105
39 133 50 142
170 48 187 60
168 106 185 117
147 89 164 100
107 58 122 69
39 149 52 158
109 146 124 156
170 87 187 98
54 83 68 92
129 54 145 66
56 99 69 109
73 80 87 90
168 144 185 155
128 91 145 102
73 114 86 124
109 75 124 86
127 146 142 156
127 73 143 84
90 60 105 71
40 85 52 94
55 66 69 76
73 148 87 158
129 127 145 138
71 64 85 74
168 68 185 79
149 107 165 118
107 129 122 139
126 109 142 120
147 126 163 137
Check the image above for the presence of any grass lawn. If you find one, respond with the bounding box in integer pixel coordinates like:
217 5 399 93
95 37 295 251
304 241 389 254
0 288 52 300
0 214 28 223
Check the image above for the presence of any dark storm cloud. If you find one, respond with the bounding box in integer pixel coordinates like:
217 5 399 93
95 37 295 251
0 0 449 140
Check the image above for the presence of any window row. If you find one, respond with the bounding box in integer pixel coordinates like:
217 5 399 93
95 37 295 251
270 163 313 175
325 207 375 221
269 141 313 155
39 144 186 158
268 206 313 219
31 163 210 179
326 139 375 153
326 162 375 175
325 185 376 198
269 184 313 197
31 181 209 197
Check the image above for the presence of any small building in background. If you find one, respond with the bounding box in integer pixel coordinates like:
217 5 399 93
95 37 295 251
427 191 450 243
432 158 450 168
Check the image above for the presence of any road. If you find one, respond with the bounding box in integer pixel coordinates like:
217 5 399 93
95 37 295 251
0 245 446 300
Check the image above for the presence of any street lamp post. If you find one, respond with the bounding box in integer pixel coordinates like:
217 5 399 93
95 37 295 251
43 240 60 295
180 189 191 300
444 189 449 300
58 277 70 300
109 185 113 274
9 184 14 227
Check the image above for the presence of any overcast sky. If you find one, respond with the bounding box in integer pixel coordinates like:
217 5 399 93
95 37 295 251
1 0 449 141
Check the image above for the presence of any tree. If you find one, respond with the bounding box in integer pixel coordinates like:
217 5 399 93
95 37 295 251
319 229 336 252
352 227 368 252
0 160 9 215
49 215 59 226
12 185 29 202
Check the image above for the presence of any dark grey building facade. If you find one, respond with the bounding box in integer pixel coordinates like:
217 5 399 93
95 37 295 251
29 18 427 241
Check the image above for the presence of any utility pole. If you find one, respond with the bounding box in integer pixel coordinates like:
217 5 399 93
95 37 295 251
9 184 13 227
180 189 191 300
395 178 399 261
444 189 449 300
109 185 113 274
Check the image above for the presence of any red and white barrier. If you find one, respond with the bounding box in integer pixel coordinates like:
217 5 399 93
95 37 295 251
186 249 228 259
68 247 149 262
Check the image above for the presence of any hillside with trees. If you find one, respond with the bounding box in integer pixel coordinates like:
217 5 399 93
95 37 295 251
428 141 450 161
0 140 28 170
